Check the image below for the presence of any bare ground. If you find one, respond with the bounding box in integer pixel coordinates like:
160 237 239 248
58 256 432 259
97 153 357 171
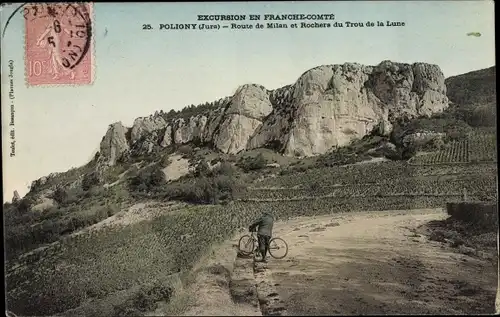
184 208 498 315
162 154 192 182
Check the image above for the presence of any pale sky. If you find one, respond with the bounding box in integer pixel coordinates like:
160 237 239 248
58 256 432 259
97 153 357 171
1 1 496 201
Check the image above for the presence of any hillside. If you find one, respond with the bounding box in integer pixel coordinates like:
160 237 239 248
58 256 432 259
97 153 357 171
444 66 496 127
4 63 497 316
445 66 496 106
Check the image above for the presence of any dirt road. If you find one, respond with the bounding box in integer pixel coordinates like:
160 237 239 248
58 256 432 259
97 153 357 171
253 208 497 315
181 208 497 315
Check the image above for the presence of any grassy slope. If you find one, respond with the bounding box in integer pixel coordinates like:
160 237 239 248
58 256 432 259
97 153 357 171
6 203 260 316
445 66 496 106
444 66 497 127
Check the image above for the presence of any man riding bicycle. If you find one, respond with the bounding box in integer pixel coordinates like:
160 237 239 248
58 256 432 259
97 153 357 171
249 211 274 263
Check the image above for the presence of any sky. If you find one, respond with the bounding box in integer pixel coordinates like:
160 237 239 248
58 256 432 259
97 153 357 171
1 1 496 201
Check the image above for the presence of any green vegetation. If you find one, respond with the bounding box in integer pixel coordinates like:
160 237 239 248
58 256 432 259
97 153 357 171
316 109 481 167
445 66 496 108
158 97 229 123
112 284 174 316
316 135 403 167
409 130 496 165
126 159 242 204
444 66 496 129
4 184 129 261
102 164 128 184
236 153 267 172
177 144 194 157
248 162 496 202
128 164 167 194
6 204 256 316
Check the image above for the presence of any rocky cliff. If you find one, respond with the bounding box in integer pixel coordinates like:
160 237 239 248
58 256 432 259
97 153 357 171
99 60 449 165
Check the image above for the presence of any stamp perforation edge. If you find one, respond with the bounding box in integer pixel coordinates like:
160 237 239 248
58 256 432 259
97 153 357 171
24 3 96 88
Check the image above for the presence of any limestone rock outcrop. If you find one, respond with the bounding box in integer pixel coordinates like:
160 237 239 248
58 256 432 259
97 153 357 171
213 84 273 154
96 60 449 163
130 116 168 143
173 115 208 144
99 122 130 166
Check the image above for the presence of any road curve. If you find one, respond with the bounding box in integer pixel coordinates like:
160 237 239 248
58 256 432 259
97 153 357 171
257 208 496 315
181 208 497 315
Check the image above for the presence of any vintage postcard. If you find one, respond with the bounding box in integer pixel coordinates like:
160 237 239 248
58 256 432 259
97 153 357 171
1 1 497 316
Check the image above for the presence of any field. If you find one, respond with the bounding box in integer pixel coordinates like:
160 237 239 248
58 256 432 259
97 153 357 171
409 130 497 165
246 161 497 202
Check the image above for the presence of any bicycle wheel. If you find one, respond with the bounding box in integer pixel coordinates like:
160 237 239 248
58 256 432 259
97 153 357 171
238 235 255 256
268 237 288 259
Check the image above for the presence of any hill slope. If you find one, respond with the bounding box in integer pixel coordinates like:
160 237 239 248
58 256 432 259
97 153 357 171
444 66 496 127
445 66 496 106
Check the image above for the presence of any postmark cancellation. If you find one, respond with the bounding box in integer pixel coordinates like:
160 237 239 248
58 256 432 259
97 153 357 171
23 3 94 86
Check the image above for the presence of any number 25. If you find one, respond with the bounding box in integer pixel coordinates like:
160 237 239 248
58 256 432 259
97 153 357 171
142 24 152 30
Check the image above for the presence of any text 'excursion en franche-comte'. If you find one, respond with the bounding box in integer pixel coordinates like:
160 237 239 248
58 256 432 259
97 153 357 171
141 14 405 31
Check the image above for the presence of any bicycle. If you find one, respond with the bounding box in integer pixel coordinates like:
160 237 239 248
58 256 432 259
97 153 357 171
238 230 289 259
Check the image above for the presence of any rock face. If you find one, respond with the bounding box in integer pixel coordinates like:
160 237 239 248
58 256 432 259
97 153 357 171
214 84 273 154
96 61 449 162
99 122 130 166
173 115 208 144
130 116 168 143
12 190 20 203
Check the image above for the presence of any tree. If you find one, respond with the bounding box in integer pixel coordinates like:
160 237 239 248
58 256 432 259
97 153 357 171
401 144 417 160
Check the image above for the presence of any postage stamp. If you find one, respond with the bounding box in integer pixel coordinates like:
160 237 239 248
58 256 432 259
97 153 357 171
23 3 94 86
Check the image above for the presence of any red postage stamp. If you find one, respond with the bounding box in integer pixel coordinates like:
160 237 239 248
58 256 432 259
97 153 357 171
24 3 94 86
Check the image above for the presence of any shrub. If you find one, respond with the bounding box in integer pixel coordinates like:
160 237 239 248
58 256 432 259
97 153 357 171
64 187 85 206
50 186 85 206
389 114 473 150
84 186 105 199
160 155 172 168
177 145 194 156
82 172 101 191
445 129 468 142
128 165 166 194
383 148 403 160
112 283 173 315
237 154 267 172
193 160 212 178
102 165 127 184
52 186 68 204
213 161 235 177
317 148 369 167
401 144 417 160
163 174 241 204
16 196 36 213
4 205 38 226
467 103 496 127
423 137 445 151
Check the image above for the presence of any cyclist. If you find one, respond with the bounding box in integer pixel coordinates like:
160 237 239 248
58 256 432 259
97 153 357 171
249 211 274 263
